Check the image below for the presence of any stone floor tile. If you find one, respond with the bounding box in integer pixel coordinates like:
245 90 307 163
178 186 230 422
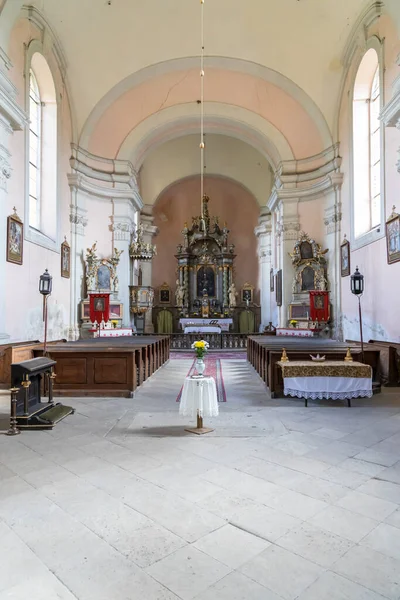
197 489 257 521
265 489 328 520
360 522 400 561
354 449 399 468
234 456 309 489
292 475 349 503
239 544 323 600
308 505 378 542
338 458 386 478
193 524 269 569
336 490 398 521
386 508 400 529
319 466 370 489
231 503 302 543
378 463 400 485
333 544 400 600
145 546 231 600
296 570 389 600
0 575 79 600
356 479 400 503
277 522 354 567
123 522 187 568
194 571 282 600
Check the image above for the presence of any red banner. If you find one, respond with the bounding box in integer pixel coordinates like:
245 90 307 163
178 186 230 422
309 291 330 322
89 293 111 324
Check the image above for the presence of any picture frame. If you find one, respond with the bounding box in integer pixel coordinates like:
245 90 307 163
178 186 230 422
159 282 171 305
275 269 282 307
340 235 350 277
61 237 70 278
386 206 400 265
270 268 274 292
6 208 23 265
241 283 254 304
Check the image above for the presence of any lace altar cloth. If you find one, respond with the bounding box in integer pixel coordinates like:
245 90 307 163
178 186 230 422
179 376 219 418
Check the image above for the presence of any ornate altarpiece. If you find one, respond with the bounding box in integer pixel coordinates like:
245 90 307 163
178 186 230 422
289 232 330 324
175 196 236 316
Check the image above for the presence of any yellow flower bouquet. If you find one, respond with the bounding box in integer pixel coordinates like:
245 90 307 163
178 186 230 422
111 320 118 329
289 319 298 328
191 339 209 359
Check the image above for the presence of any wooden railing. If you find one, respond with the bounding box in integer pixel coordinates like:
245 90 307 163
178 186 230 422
169 333 263 350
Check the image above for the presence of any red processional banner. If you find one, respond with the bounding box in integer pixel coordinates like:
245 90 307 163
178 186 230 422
309 291 330 322
89 292 111 324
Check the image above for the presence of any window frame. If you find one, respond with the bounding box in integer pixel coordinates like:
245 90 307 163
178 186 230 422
350 37 386 251
24 42 60 252
28 68 42 231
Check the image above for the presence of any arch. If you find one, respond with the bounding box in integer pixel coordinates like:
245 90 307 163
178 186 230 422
80 57 332 157
24 41 59 249
118 102 294 171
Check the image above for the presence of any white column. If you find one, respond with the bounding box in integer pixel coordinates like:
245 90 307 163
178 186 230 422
277 200 300 327
140 208 158 333
110 200 135 327
0 49 29 340
68 175 88 340
255 212 272 327
324 174 344 339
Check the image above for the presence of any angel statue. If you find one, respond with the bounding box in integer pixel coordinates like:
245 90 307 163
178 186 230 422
228 283 238 308
175 280 185 307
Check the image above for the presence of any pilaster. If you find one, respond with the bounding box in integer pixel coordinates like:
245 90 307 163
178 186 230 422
68 176 88 340
139 206 159 333
0 48 28 340
254 211 272 326
110 200 136 326
380 54 400 172
324 175 344 340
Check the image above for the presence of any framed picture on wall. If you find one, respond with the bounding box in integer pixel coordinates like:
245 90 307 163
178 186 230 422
386 207 400 265
6 208 23 265
275 269 282 307
61 237 70 278
340 235 350 277
159 282 171 305
270 268 274 292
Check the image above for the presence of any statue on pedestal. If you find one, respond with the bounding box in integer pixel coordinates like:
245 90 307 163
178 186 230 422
228 283 238 308
175 280 185 307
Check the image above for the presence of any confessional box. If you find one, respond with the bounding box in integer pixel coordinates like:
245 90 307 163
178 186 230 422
11 357 56 415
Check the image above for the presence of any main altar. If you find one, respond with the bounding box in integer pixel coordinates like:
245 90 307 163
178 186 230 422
175 195 236 318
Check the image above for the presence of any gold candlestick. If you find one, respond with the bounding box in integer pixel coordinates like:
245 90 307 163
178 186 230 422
280 348 289 362
344 348 353 362
7 387 20 436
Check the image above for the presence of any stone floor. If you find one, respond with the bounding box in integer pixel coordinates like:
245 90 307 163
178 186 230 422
1 357 400 599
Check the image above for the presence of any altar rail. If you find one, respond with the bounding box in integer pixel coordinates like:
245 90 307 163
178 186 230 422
169 333 263 350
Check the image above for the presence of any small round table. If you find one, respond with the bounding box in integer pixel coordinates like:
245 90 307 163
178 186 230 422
179 376 218 435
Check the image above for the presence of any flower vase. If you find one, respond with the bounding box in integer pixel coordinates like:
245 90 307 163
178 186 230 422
195 358 205 377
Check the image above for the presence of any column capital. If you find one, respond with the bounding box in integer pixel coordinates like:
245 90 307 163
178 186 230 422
69 205 88 236
109 215 134 242
0 144 11 191
324 203 342 235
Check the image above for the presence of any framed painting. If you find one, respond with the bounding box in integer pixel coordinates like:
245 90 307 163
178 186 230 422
386 207 400 265
159 283 171 305
275 269 282 307
241 283 254 304
270 268 274 292
340 235 350 277
6 208 23 265
61 237 70 278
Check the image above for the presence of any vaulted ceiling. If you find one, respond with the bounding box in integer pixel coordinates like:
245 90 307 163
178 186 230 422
2 0 384 135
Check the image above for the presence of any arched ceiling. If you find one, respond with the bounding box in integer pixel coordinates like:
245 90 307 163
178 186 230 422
139 134 274 206
5 0 376 135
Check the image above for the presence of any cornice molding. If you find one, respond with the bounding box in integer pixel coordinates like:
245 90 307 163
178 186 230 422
0 60 29 131
67 172 143 211
267 172 344 212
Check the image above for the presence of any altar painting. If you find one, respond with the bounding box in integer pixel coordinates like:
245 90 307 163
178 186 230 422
197 266 215 297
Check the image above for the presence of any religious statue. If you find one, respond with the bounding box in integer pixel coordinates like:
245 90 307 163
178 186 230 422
228 283 238 308
85 243 98 292
175 280 185 306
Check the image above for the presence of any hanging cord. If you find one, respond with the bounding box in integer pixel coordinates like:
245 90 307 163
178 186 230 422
199 0 206 231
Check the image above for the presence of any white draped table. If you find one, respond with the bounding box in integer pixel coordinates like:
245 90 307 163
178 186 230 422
179 376 218 434
278 360 373 407
276 328 314 338
93 328 133 338
179 318 232 332
184 326 221 334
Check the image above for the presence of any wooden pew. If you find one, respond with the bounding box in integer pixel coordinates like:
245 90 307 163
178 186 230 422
0 339 66 387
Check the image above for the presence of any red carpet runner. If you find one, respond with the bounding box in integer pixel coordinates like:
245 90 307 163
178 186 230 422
176 356 227 403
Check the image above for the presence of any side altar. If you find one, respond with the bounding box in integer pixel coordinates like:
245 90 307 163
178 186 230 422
175 195 236 317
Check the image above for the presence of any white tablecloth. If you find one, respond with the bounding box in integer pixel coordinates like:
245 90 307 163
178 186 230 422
184 326 221 334
284 377 373 400
276 328 313 337
180 318 232 332
97 328 133 337
179 377 219 418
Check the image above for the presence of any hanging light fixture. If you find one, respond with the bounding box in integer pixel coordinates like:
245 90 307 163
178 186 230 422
198 0 206 233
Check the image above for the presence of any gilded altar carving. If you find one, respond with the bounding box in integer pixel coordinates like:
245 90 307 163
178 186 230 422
85 243 123 293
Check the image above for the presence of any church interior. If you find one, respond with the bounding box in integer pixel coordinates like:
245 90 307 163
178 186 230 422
1 1 400 599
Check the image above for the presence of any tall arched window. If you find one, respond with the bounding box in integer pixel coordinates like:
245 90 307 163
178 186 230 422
28 69 41 230
27 53 57 245
352 47 383 241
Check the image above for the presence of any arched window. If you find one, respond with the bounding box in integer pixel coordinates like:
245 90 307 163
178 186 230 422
27 53 57 245
28 69 41 230
352 48 383 241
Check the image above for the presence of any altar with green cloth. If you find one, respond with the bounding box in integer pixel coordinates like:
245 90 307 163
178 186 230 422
277 360 373 407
